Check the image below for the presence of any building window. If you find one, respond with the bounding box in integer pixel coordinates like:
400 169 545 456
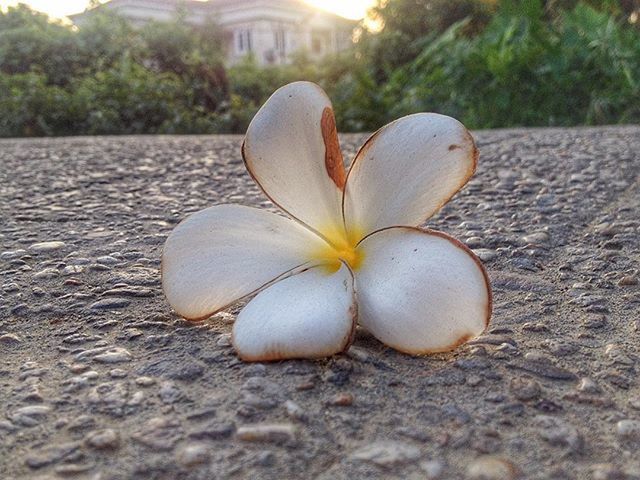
236 29 253 54
274 29 286 56
311 31 329 55
312 37 322 54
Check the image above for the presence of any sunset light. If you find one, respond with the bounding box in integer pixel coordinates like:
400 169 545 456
304 0 377 19
0 0 377 20
0 0 90 18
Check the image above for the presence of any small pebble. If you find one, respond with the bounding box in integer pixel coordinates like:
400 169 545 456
85 429 120 450
509 377 541 401
0 333 22 344
350 441 421 467
94 347 133 364
591 464 627 480
10 405 51 427
520 232 549 245
347 346 370 362
29 241 66 253
176 443 210 467
421 459 445 479
236 424 296 444
534 415 583 452
616 420 640 441
109 369 128 378
618 275 638 286
605 344 634 366
466 456 518 480
135 376 156 387
284 400 307 422
327 393 354 406
576 377 600 394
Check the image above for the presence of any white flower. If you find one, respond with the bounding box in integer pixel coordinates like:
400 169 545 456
162 82 492 361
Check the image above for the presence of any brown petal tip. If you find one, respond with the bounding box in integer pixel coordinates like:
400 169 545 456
321 107 346 190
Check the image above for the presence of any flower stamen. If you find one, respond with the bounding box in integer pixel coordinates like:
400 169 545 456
311 224 365 273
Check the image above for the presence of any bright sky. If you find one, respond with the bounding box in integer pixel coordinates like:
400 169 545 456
0 0 377 20
306 0 377 19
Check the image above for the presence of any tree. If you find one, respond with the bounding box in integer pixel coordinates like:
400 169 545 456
0 5 82 85
139 17 229 111
360 0 495 77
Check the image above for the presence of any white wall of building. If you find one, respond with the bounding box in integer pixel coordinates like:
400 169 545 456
71 0 355 65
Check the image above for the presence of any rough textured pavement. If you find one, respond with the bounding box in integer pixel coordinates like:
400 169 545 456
1 127 640 480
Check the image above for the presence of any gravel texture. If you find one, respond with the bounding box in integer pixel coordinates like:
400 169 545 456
1 127 639 480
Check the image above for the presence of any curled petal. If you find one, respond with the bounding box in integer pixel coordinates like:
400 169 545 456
355 227 492 354
243 81 346 237
232 264 357 362
343 113 478 236
162 204 328 320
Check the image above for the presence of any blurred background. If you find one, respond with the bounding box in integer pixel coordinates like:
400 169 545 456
0 0 638 137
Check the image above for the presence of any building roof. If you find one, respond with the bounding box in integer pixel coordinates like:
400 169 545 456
70 0 354 23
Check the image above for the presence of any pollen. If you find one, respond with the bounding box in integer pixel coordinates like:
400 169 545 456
310 224 365 273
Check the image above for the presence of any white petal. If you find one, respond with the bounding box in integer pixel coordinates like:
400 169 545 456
343 113 478 236
162 204 328 320
355 227 491 354
232 264 356 361
243 81 346 236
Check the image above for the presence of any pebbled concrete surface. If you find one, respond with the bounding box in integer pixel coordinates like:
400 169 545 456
1 127 639 480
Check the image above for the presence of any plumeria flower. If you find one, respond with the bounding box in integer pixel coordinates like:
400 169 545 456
162 82 492 362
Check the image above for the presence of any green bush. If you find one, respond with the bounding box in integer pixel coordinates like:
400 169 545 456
0 71 79 136
226 53 330 132
378 0 640 129
0 4 229 136
0 5 83 86
0 0 638 137
74 60 184 134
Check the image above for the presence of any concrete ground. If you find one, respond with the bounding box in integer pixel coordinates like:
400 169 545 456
1 127 639 480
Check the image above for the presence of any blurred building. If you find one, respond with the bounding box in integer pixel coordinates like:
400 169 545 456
70 0 356 65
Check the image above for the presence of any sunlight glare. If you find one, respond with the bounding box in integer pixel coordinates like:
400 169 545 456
0 0 93 18
303 0 377 20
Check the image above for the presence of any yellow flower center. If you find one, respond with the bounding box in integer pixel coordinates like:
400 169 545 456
310 224 365 274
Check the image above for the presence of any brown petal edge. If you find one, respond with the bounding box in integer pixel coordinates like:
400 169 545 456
341 115 479 226
241 140 337 247
161 242 317 322
356 225 493 356
231 263 358 362
241 82 346 245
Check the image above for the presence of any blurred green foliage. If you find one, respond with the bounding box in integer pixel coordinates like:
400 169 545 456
371 0 640 128
0 0 638 137
0 5 228 136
